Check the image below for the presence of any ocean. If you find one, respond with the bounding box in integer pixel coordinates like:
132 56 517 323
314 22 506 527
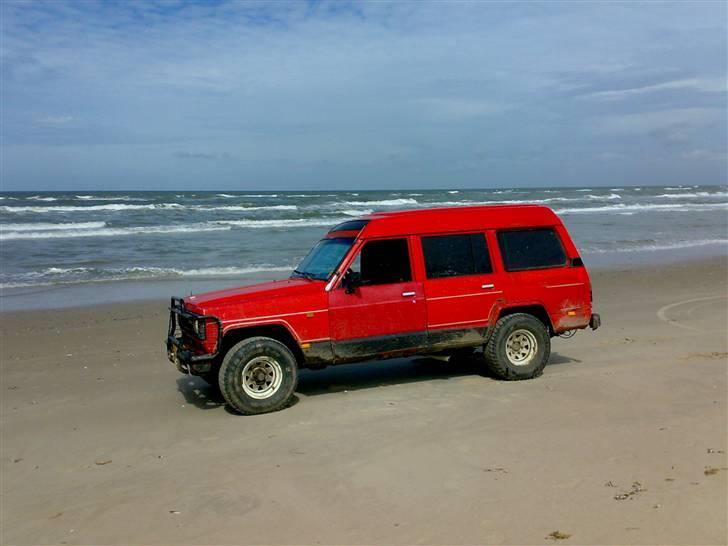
1 185 726 310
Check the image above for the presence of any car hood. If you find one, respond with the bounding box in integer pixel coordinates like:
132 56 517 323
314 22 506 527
182 278 325 315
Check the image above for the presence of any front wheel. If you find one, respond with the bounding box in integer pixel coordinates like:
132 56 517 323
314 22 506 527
484 313 550 380
219 337 298 415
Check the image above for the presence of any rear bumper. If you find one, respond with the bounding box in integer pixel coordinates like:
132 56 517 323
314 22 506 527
166 297 222 375
589 313 601 330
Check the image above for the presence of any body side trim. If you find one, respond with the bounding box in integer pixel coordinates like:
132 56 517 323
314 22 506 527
221 319 299 340
328 298 424 311
545 282 585 289
221 308 328 326
300 337 332 344
427 290 503 301
428 318 488 328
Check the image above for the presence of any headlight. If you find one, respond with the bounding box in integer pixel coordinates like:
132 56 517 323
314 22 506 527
193 318 207 340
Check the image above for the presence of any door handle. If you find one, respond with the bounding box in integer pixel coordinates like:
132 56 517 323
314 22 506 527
402 291 416 297
482 283 495 289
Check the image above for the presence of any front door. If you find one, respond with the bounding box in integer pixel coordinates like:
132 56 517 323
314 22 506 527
328 237 427 362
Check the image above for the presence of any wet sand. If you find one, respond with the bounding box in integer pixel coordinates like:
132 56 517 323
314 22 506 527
1 257 726 545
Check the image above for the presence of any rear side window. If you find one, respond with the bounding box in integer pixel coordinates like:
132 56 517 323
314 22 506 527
422 233 492 279
497 228 567 271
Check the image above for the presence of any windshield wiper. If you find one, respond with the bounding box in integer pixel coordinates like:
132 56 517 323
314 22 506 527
291 269 318 281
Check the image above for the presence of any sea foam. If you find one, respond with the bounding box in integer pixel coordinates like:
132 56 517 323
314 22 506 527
0 223 231 240
0 221 106 232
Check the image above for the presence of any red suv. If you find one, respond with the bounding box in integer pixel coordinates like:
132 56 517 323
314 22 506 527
167 205 600 414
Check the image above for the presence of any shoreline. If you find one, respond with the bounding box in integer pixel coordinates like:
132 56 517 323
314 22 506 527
2 246 726 313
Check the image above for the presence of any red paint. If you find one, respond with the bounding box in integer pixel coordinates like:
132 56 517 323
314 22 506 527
181 205 595 354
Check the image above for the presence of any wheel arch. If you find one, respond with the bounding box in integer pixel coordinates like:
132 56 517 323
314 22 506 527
220 323 304 365
490 303 554 337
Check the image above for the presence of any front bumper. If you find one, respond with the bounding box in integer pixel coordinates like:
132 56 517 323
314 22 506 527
166 297 222 375
589 313 601 330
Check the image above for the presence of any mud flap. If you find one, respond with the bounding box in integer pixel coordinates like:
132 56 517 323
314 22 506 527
590 313 601 330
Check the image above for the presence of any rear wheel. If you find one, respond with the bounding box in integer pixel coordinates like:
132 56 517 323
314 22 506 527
484 313 550 380
218 337 298 415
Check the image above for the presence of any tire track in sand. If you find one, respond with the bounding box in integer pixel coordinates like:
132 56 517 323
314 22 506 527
656 295 727 332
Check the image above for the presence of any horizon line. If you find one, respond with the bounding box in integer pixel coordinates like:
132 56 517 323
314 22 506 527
1 183 725 193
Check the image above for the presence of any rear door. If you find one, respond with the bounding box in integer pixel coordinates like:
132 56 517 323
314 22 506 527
418 232 503 349
328 237 427 361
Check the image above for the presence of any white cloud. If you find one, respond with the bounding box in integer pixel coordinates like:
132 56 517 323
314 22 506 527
592 108 720 135
597 151 627 161
417 98 513 119
583 78 727 101
36 115 74 125
681 149 727 161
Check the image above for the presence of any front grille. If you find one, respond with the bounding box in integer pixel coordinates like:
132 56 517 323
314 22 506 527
168 297 221 358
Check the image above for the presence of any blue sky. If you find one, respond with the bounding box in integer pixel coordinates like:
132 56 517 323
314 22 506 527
1 0 726 190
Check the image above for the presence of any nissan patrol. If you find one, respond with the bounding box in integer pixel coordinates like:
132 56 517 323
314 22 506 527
167 205 600 414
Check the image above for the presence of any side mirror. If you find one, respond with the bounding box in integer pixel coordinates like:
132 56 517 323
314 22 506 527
342 269 362 294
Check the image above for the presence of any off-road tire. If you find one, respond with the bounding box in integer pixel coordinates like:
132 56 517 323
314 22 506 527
484 313 550 380
218 337 298 415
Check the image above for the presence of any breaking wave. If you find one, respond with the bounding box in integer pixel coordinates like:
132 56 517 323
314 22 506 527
204 205 298 212
0 264 295 289
216 218 345 229
341 209 374 216
0 203 182 213
587 193 621 200
74 195 148 201
1 223 231 240
0 221 106 232
556 203 728 214
655 192 728 199
0 203 298 213
587 239 728 254
341 198 418 207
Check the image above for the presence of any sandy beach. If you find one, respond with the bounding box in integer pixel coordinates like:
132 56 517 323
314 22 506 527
1 257 726 545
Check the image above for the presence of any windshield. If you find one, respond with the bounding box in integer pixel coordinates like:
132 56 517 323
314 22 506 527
292 237 355 281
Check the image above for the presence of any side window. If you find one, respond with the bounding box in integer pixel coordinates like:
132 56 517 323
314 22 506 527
421 233 492 279
497 228 567 271
348 238 412 286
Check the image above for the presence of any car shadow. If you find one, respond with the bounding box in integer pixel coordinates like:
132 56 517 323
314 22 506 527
176 376 226 410
548 353 582 365
297 351 581 396
176 351 581 409
297 355 472 396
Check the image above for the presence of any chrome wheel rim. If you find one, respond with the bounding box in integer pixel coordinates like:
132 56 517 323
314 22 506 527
505 329 538 366
241 356 283 399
